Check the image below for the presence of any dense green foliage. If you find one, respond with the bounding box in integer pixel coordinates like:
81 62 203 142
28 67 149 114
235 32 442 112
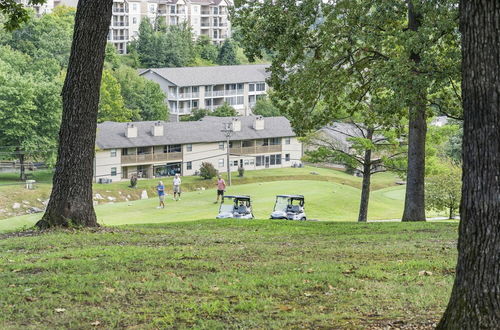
0 8 169 157
425 160 461 219
217 38 240 65
0 0 47 30
199 162 217 179
211 103 238 117
252 97 281 117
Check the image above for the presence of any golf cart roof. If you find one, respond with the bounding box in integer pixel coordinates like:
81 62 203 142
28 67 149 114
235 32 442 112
224 195 251 200
276 195 304 199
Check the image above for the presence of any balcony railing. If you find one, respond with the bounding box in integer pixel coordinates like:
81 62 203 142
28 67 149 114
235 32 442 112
113 8 128 13
177 92 199 99
201 22 210 27
112 36 129 41
224 89 244 96
112 22 128 27
201 10 210 15
205 90 225 97
230 145 282 155
121 152 183 165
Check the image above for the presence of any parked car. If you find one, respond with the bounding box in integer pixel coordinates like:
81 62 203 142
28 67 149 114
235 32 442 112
216 195 254 219
270 195 306 220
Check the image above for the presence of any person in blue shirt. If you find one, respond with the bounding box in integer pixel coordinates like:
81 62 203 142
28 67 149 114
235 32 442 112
157 181 165 209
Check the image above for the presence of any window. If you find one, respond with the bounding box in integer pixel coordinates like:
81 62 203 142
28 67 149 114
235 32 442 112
285 137 291 145
249 159 255 165
218 159 224 168
110 149 117 157
242 140 253 147
285 153 290 162
236 96 244 104
193 6 198 13
237 83 243 90
137 147 148 155
111 167 117 176
149 4 155 13
192 100 198 108
132 17 137 24
165 145 182 153
186 144 192 152
249 84 255 92
132 3 138 11
219 142 225 150
270 154 281 165
270 138 281 145
192 86 199 93
244 160 249 166
256 83 266 91
186 161 192 170
233 160 238 166
256 156 264 167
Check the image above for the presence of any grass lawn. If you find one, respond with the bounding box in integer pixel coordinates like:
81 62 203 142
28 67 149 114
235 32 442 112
0 166 401 220
0 180 408 233
0 220 457 329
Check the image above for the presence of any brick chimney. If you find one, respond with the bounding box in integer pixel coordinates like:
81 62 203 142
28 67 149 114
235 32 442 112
253 116 264 131
152 121 164 137
126 123 137 138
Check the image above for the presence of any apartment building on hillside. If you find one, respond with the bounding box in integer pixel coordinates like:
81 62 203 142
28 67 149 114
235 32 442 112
140 64 270 116
94 116 302 182
53 0 232 54
16 0 56 15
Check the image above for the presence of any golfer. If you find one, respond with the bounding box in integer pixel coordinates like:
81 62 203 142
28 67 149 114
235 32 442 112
173 173 181 201
157 181 165 209
215 175 226 203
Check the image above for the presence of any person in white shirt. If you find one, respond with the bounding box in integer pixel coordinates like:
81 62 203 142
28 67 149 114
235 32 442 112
173 173 182 201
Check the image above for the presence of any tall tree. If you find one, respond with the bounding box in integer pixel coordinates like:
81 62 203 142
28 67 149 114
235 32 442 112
252 96 281 117
98 69 137 122
217 38 240 65
113 65 169 121
231 0 460 221
196 35 218 63
0 45 62 180
37 0 114 229
438 1 500 327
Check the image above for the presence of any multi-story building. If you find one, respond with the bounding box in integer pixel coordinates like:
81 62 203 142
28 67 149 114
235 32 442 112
17 0 55 15
54 0 232 54
140 64 270 116
94 116 302 182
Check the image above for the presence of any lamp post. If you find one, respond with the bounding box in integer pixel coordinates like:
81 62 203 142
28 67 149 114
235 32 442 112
221 122 233 186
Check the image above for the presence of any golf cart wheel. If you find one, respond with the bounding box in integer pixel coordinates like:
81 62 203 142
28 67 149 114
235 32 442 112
301 217 306 221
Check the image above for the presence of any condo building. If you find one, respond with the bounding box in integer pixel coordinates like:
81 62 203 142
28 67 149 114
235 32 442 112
140 64 270 116
94 116 302 182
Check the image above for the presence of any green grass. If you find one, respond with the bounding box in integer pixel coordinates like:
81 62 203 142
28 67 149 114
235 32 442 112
0 180 408 233
0 220 457 329
0 166 402 220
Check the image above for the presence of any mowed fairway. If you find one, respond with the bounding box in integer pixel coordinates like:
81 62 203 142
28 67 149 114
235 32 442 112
0 180 406 232
0 220 457 329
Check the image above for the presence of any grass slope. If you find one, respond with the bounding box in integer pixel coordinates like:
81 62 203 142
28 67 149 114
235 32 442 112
0 180 407 233
0 166 399 219
0 220 457 329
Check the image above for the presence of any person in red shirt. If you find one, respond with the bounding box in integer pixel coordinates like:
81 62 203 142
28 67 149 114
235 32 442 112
215 175 226 204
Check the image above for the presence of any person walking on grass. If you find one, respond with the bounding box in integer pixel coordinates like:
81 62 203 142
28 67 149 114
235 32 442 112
173 173 181 201
215 174 226 204
157 181 165 209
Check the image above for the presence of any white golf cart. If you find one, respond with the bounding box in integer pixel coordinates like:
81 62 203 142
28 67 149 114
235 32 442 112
270 195 306 220
216 195 254 219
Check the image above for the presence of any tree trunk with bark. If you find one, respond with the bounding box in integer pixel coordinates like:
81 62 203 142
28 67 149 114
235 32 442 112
358 129 373 223
402 0 427 222
36 0 113 229
438 1 500 328
16 148 26 181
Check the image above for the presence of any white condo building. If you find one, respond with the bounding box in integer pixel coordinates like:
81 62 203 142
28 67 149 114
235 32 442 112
52 0 232 54
140 64 270 116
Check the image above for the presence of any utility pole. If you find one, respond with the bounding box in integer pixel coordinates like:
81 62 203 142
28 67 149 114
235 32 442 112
221 122 233 186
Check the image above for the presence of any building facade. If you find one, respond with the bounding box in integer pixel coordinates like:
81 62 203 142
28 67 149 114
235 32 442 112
94 116 302 182
17 0 56 15
140 64 270 116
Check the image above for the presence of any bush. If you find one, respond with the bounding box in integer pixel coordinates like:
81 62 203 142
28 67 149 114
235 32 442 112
238 166 245 177
199 162 217 180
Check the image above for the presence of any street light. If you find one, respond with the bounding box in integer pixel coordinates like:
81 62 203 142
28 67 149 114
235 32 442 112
221 122 233 186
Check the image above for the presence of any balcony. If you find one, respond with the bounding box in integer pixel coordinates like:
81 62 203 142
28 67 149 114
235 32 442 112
230 145 282 155
205 90 225 97
112 36 129 41
121 152 182 165
112 22 128 27
201 22 210 27
201 10 210 15
178 92 199 99
113 8 128 13
224 89 244 96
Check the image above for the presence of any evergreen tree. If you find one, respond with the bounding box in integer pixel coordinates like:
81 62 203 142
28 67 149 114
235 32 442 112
217 39 240 65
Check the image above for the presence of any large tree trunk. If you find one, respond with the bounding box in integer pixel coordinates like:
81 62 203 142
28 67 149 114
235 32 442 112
437 1 500 328
36 0 113 229
358 129 373 223
402 0 426 222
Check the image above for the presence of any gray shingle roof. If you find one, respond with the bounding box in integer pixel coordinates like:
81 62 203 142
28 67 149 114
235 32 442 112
141 64 270 87
96 116 295 149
